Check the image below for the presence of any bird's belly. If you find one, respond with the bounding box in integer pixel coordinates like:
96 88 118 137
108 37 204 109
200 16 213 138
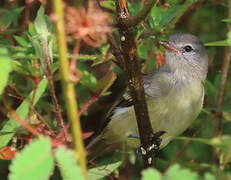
102 82 204 149
148 85 204 147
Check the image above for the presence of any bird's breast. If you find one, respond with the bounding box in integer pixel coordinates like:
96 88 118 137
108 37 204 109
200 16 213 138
148 79 204 147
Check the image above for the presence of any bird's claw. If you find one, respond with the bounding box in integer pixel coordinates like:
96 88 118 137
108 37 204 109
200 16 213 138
132 131 166 156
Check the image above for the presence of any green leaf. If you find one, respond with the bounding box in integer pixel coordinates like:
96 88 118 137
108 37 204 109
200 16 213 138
0 79 48 148
88 161 122 180
204 173 216 180
204 80 218 104
34 6 49 37
142 168 162 180
149 7 163 31
0 7 24 29
165 164 199 180
13 35 30 48
55 146 84 180
176 136 231 153
160 0 196 28
222 18 231 22
205 40 231 46
137 40 148 59
80 71 97 90
100 0 115 11
149 0 196 31
9 136 54 180
0 48 12 95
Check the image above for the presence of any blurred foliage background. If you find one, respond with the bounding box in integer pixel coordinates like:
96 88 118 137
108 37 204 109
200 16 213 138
0 0 231 180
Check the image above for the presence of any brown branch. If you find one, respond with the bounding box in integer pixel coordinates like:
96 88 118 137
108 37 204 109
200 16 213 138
118 0 159 27
9 110 40 137
214 0 231 164
43 39 67 139
107 33 125 68
116 0 156 168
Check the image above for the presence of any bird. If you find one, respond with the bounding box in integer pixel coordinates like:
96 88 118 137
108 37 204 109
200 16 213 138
87 33 208 157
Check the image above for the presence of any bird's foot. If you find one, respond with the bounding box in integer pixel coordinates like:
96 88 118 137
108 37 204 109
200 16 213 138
128 131 165 157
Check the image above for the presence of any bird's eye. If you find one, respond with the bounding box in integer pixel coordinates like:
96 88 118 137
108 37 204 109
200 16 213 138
183 45 193 52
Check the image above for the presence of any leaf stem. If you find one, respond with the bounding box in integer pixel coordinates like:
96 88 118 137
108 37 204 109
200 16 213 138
52 0 88 179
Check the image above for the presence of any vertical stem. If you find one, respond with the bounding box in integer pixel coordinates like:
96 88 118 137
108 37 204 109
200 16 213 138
116 0 155 168
214 0 231 166
52 0 87 179
43 39 66 137
216 0 231 116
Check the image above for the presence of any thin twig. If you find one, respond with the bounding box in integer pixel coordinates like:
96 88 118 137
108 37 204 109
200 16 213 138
78 67 116 117
214 0 231 165
28 78 38 121
52 0 88 179
9 110 40 137
69 40 82 83
43 39 67 139
107 33 125 68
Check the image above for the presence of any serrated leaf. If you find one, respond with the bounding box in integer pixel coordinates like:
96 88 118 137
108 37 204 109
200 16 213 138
142 168 162 180
165 164 199 180
9 136 54 180
0 49 12 94
0 79 48 148
88 161 121 180
55 146 84 180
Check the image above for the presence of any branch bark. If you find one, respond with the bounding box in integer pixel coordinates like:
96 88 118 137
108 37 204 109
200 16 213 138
214 0 231 165
215 0 231 134
118 0 159 27
116 0 158 168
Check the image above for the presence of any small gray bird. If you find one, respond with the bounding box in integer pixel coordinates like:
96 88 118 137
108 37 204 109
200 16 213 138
87 33 208 156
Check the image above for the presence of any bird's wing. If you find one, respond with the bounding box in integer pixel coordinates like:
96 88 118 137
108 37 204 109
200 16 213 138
143 71 175 98
105 71 174 122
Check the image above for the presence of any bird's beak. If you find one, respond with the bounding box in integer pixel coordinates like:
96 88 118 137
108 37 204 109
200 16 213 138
159 41 182 53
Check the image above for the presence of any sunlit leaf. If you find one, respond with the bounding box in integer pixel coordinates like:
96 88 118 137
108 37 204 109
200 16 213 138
34 6 49 37
0 48 12 94
165 164 199 180
55 146 84 180
142 168 162 180
9 136 54 180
